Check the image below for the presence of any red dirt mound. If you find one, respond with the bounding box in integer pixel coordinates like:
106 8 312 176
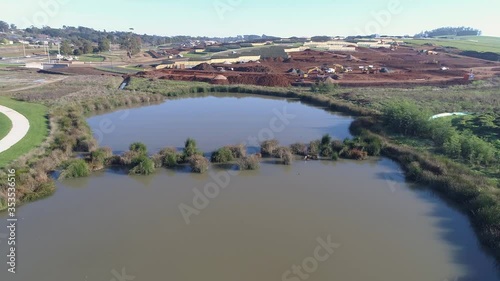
233 65 271 72
192 63 216 71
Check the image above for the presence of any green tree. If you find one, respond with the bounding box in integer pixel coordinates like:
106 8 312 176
120 34 142 56
0 21 8 32
82 40 93 54
0 38 8 45
98 38 110 52
60 40 73 55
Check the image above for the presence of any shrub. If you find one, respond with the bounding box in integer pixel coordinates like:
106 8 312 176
345 149 368 160
430 118 456 147
290 142 307 156
382 101 431 137
158 147 180 167
21 182 56 202
443 132 462 158
238 155 261 170
52 133 76 154
320 146 334 158
311 82 338 93
363 135 383 156
211 147 234 163
331 152 339 161
129 142 147 155
225 144 247 158
60 159 90 179
331 140 344 153
321 134 332 147
183 138 202 161
75 137 97 152
309 140 321 155
261 139 280 157
120 150 143 165
129 155 155 175
276 146 293 165
90 147 113 164
189 155 209 174
151 154 164 168
407 161 423 181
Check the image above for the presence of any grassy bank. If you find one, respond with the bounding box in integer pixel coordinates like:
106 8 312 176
0 74 165 210
0 96 49 168
0 111 12 140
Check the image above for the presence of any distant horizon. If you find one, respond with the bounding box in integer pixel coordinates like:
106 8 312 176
2 0 500 38
3 23 497 40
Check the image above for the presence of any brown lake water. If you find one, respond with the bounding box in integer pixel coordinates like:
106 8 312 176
0 94 499 281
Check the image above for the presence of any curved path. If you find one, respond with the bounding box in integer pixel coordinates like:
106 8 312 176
0 105 30 154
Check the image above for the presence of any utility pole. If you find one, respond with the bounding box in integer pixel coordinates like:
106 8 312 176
22 43 26 57
46 45 50 63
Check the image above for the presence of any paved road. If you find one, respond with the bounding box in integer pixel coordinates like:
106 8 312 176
0 105 30 154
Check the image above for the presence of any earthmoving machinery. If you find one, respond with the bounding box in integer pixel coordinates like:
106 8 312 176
361 65 379 74
390 40 400 51
304 67 323 78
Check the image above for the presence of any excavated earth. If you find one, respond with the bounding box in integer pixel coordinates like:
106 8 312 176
135 46 500 87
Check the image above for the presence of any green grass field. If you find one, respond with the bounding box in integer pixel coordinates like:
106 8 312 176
78 54 106 62
0 111 12 141
94 66 139 74
405 36 500 53
0 97 49 168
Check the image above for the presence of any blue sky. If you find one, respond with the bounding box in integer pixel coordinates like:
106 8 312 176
2 0 499 37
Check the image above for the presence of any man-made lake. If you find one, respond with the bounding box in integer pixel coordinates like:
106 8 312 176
0 95 498 281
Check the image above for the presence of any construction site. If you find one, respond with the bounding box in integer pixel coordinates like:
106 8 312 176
134 44 500 88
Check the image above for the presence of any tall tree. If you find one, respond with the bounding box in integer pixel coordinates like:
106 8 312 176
60 40 73 55
98 38 110 52
82 40 93 54
0 21 9 32
120 34 141 57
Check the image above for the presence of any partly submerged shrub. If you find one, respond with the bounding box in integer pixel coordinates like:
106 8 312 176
345 149 368 160
275 146 293 165
129 142 148 155
183 138 202 161
331 152 339 161
189 155 210 173
90 147 113 165
129 155 156 175
362 135 383 156
331 140 344 153
211 147 234 163
225 144 247 158
308 140 321 155
261 139 280 157
151 153 165 168
290 142 308 156
158 147 180 168
60 159 90 179
238 155 261 170
120 150 143 166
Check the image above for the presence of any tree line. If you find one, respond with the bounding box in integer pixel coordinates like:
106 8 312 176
415 26 481 38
